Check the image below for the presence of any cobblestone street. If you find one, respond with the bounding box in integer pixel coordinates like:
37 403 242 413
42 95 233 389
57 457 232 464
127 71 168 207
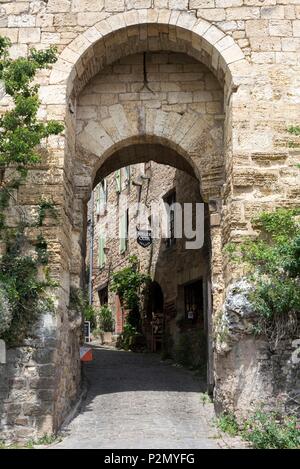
53 345 242 449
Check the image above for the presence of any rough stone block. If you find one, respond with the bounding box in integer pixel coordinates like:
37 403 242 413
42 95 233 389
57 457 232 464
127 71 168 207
72 0 105 12
127 0 151 8
19 28 41 44
245 19 269 37
9 44 28 60
8 15 36 28
269 20 293 36
226 7 260 20
293 20 300 36
200 8 226 22
47 0 71 13
0 27 18 43
190 0 214 7
39 85 67 105
105 0 125 12
261 6 285 19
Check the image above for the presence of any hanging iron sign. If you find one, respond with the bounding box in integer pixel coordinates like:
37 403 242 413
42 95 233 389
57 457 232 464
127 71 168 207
84 321 91 343
137 229 152 248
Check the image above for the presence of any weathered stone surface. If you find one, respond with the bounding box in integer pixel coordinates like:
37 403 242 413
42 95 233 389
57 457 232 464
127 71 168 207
216 279 256 354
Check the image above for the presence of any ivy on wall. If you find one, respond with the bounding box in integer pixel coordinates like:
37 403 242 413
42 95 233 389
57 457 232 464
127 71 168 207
111 255 150 349
0 37 64 347
111 255 150 313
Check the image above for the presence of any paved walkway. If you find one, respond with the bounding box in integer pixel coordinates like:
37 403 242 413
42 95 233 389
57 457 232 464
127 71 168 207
53 345 240 449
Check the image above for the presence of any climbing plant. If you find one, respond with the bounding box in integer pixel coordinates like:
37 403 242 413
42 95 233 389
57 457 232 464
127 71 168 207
37 199 58 227
0 36 64 346
226 208 300 347
111 255 151 313
111 255 151 339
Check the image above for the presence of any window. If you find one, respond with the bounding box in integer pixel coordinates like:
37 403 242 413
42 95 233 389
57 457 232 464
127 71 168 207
96 179 107 215
119 209 129 253
165 191 176 248
98 286 108 306
115 169 121 193
98 232 106 268
99 179 107 211
123 166 130 188
184 280 203 322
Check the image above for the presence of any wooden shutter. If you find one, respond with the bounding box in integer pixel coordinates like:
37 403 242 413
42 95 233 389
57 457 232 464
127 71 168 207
119 210 128 253
99 179 107 211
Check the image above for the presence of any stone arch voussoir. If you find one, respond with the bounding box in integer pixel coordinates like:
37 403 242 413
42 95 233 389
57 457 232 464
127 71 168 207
75 107 223 202
48 8 247 103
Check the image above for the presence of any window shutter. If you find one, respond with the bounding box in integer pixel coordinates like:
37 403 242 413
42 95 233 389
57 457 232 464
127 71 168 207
115 170 121 193
99 179 107 211
119 214 126 253
119 211 128 253
98 234 106 268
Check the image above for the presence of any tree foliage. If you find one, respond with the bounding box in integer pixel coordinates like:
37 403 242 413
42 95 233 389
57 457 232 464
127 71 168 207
226 208 300 345
0 37 63 173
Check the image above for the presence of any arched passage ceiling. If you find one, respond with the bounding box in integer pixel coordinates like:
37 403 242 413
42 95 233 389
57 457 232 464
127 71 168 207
92 142 198 189
49 9 246 99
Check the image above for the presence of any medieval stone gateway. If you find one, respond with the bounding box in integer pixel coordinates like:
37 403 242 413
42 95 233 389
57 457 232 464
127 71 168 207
0 1 299 443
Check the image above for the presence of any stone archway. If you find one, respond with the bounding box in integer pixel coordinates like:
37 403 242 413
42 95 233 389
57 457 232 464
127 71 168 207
46 11 246 434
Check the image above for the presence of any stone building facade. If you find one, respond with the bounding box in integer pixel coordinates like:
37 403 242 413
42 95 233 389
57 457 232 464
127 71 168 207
0 0 299 441
89 160 208 367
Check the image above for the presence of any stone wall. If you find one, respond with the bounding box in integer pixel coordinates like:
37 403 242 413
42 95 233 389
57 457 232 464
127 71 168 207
0 0 299 440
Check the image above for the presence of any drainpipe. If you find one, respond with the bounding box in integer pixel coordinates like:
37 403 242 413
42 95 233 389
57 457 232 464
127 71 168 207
88 189 94 305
